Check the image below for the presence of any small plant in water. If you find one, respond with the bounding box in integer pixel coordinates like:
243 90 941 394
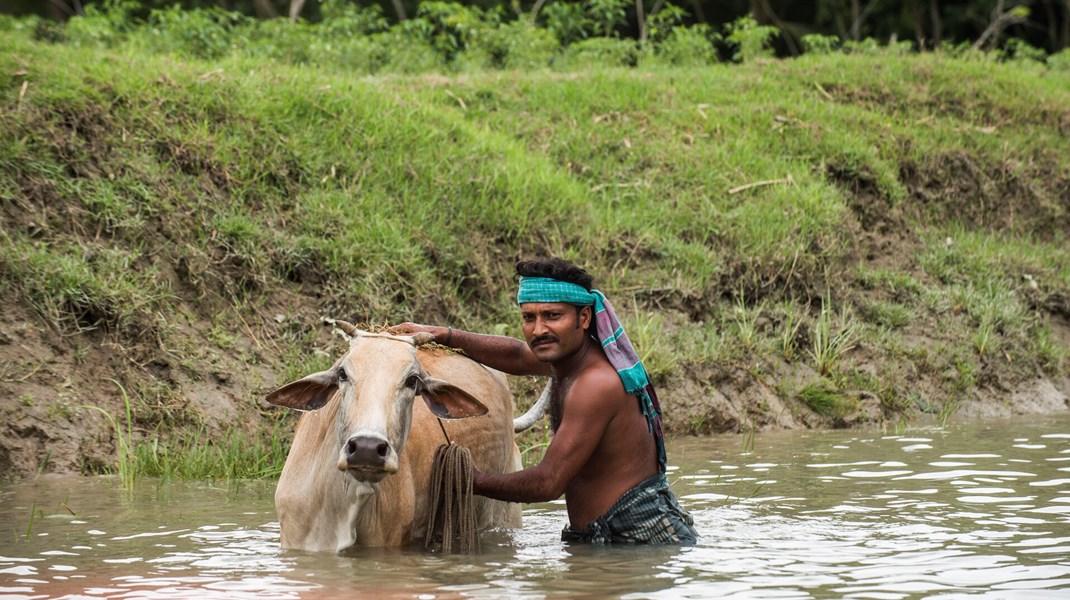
23 500 43 542
35 449 52 479
937 398 961 427
82 379 136 490
740 422 755 454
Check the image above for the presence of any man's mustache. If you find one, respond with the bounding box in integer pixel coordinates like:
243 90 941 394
530 335 557 347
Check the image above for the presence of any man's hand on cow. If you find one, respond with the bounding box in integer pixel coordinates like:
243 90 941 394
389 322 449 345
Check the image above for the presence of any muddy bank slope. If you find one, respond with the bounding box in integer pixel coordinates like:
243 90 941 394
1 37 1068 478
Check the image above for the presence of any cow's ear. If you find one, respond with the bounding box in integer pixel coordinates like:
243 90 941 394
267 370 338 411
418 378 489 419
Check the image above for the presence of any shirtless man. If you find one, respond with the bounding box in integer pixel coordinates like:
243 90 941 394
391 258 696 544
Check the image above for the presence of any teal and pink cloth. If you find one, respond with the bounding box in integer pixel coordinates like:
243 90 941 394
517 276 667 472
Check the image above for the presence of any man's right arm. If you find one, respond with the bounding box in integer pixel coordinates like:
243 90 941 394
389 323 550 377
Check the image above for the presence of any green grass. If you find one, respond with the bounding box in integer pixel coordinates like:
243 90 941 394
798 379 859 419
2 26 1069 479
129 426 290 480
808 295 861 377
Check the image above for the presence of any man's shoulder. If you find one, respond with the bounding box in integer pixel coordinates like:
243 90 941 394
569 360 629 403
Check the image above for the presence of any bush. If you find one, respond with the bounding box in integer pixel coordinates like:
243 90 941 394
236 19 317 64
145 6 250 59
462 19 559 70
414 1 491 64
653 24 717 66
540 1 594 46
1001 38 1046 63
0 15 45 41
1049 48 1070 71
802 33 839 55
319 0 389 36
65 0 139 48
840 37 883 55
586 0 629 38
555 37 642 69
646 2 687 44
724 15 777 63
368 28 446 74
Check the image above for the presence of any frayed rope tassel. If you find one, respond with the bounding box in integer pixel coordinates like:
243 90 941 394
425 443 477 553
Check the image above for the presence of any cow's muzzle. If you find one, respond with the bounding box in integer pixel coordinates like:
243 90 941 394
341 435 395 482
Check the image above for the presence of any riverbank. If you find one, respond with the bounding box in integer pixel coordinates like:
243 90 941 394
1 31 1068 480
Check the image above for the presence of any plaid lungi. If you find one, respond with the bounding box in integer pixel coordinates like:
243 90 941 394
561 473 698 545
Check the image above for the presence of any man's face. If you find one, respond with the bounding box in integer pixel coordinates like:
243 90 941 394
520 302 592 363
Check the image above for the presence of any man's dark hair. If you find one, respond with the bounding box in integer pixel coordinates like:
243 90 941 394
515 258 595 291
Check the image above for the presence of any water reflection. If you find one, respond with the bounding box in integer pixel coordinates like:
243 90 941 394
1 414 1069 599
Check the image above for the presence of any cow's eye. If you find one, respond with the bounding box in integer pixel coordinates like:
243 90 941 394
337 368 348 383
405 374 420 389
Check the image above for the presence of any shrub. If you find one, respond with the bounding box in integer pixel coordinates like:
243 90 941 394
368 28 446 74
65 0 139 48
463 19 559 70
841 37 883 55
236 19 317 64
645 2 687 44
555 37 642 69
654 24 717 66
724 14 777 63
145 6 250 59
319 0 389 36
414 1 490 64
1049 48 1070 71
0 15 53 44
802 33 839 55
1001 38 1046 63
586 0 629 38
540 1 594 46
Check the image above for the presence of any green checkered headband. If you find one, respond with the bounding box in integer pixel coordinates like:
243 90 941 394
516 275 667 471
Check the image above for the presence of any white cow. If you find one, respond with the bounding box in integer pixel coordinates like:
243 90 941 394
267 323 546 551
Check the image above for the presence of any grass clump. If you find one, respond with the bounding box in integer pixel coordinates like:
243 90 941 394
130 427 289 480
798 379 859 419
808 295 860 377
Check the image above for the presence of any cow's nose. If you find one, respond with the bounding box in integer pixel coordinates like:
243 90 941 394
345 435 391 468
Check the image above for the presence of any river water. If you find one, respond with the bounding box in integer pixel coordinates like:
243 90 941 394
2 414 1069 599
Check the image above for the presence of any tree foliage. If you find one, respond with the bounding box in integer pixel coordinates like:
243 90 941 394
7 0 1070 56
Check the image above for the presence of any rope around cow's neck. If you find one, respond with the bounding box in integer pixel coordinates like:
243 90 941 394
425 420 478 553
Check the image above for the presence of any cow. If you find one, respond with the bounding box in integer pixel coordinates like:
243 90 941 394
266 321 548 552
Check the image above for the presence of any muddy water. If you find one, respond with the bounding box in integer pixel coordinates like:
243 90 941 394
2 414 1069 599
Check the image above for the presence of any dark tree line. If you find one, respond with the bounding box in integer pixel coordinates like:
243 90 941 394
6 0 1070 53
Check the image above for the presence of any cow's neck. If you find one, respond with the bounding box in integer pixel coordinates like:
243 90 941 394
277 400 381 552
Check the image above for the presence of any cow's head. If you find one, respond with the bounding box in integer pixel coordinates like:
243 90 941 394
266 321 488 483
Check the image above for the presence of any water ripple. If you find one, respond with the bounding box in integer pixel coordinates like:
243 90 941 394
1 417 1069 598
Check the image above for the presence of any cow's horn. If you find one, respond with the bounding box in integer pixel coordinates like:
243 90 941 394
513 382 551 433
334 320 358 337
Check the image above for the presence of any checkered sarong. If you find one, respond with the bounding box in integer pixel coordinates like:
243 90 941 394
560 474 697 544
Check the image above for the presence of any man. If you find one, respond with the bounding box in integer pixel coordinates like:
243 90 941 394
390 258 697 544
